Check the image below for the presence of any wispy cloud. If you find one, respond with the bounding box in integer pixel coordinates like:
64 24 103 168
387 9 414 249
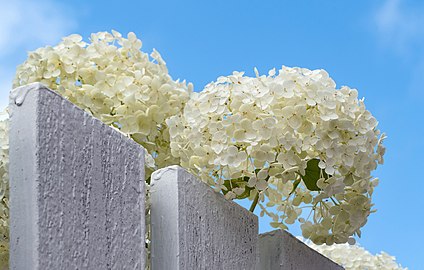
0 0 76 57
375 0 424 53
0 0 77 108
374 0 424 98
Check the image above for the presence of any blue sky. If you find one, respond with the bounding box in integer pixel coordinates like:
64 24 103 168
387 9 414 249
1 0 423 268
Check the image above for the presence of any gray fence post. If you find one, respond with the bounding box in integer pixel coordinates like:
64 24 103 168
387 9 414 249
9 83 146 270
150 166 258 270
257 230 344 270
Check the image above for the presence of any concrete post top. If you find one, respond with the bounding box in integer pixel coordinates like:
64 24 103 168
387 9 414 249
10 82 52 107
150 165 181 183
258 229 344 270
151 165 258 219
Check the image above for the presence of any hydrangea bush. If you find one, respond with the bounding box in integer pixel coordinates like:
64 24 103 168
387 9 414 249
0 31 390 268
13 31 192 177
306 241 407 270
167 67 386 245
4 31 192 269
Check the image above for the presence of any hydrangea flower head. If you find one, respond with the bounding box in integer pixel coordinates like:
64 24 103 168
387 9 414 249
167 67 386 244
8 31 193 269
307 241 407 270
14 31 192 175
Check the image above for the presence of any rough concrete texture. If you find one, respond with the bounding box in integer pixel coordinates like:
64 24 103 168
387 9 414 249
9 83 145 270
150 166 258 270
257 230 344 270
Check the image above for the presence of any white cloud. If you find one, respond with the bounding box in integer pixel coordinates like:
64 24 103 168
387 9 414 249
0 0 77 109
375 0 424 52
0 0 76 57
374 0 424 98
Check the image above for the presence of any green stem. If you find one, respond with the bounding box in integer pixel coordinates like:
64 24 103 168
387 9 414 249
249 192 260 212
330 196 339 206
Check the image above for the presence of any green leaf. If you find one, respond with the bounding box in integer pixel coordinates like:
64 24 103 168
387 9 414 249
300 159 328 191
289 178 301 195
222 177 253 199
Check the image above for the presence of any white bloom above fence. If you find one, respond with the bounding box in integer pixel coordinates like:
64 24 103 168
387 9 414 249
167 68 385 245
1 29 400 269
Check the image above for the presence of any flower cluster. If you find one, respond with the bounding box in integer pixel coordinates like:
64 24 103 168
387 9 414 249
0 112 9 267
9 31 192 270
167 67 386 244
13 31 192 176
307 241 407 270
8 30 388 266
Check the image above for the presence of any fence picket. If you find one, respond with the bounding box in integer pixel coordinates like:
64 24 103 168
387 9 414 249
9 83 146 270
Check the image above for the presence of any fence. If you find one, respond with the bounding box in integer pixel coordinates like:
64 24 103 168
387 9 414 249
8 83 343 269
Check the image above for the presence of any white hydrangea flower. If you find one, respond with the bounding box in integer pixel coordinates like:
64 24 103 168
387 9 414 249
306 241 407 270
14 30 192 176
168 67 386 245
10 31 191 270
